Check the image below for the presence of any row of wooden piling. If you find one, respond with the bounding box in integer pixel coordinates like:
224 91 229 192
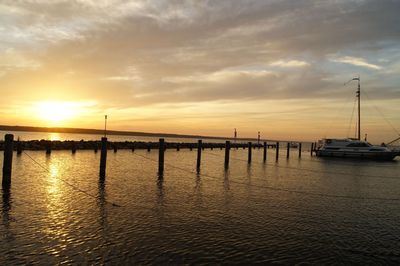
2 134 318 185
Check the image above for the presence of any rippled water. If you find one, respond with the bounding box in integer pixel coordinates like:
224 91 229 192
1 147 400 264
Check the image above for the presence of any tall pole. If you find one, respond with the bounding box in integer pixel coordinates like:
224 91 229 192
357 77 361 140
104 115 108 138
234 128 237 143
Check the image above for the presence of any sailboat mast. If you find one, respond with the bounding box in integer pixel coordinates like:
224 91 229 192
357 77 361 140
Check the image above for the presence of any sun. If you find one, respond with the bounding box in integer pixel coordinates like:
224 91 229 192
36 101 77 124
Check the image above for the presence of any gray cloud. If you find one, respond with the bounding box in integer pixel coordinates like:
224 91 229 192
1 0 400 108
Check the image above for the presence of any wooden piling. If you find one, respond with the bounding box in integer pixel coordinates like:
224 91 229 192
248 142 252 163
16 139 22 155
158 138 165 176
224 141 230 169
99 137 107 178
263 142 267 162
298 143 302 158
196 140 202 171
46 141 51 155
286 142 290 159
2 134 13 186
276 142 280 161
311 143 314 156
72 141 76 154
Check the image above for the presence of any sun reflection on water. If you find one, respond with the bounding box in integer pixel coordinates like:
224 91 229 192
48 132 61 141
44 159 71 252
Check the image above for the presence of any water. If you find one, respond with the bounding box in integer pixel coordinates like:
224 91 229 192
1 144 400 264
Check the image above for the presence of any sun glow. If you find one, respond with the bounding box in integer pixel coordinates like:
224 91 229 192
36 101 76 123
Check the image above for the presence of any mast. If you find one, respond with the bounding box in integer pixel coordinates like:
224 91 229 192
356 76 360 140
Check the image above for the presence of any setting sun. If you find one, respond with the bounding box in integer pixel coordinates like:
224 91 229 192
36 101 78 124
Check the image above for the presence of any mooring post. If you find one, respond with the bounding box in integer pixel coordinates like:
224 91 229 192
224 141 230 169
298 143 302 158
16 139 22 155
72 141 76 154
99 137 107 178
311 143 314 156
286 142 290 159
2 134 13 186
248 142 252 163
263 141 267 162
46 141 51 155
196 140 202 171
158 138 165 176
276 142 280 161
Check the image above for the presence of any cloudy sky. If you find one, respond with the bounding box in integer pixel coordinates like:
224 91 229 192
1 0 399 142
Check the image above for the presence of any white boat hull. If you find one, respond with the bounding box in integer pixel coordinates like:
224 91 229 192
316 150 399 160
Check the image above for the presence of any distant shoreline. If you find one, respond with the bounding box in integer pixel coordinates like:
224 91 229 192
0 124 267 142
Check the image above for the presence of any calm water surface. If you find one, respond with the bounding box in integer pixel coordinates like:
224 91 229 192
1 147 400 264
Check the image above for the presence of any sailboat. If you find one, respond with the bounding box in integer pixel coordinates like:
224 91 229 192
316 77 400 160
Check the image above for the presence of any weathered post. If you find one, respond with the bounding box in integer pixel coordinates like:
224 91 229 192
286 142 290 159
131 143 135 152
46 141 51 155
2 134 13 186
298 143 302 158
113 144 117 153
248 142 252 163
196 140 202 171
99 137 107 178
276 142 280 161
147 145 151 152
72 141 76 154
176 143 180 151
263 141 267 162
310 143 314 156
158 138 165 176
16 139 22 155
224 141 230 169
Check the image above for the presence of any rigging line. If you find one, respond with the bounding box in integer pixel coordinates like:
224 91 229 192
202 150 400 180
323 87 356 138
131 152 400 201
346 97 358 138
363 90 400 136
22 151 123 207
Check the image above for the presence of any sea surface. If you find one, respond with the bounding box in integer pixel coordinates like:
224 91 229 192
1 132 400 264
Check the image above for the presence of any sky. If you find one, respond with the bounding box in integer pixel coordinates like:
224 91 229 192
0 0 400 142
